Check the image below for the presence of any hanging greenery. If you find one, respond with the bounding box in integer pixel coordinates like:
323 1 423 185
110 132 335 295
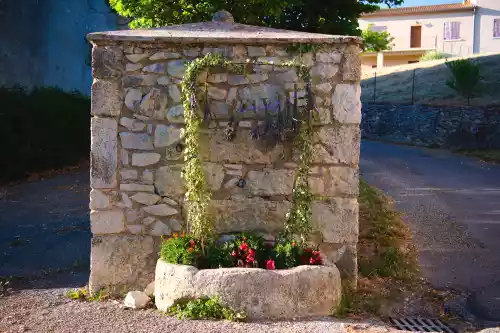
180 53 243 244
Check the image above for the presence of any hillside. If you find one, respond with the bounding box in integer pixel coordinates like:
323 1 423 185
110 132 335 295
361 53 500 106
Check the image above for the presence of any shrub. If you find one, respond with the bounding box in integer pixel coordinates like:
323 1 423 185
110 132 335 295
361 24 395 52
0 86 90 182
446 58 482 104
159 233 203 266
167 297 246 321
419 51 446 61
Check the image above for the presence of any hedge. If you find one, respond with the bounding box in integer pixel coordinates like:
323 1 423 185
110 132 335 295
0 87 90 182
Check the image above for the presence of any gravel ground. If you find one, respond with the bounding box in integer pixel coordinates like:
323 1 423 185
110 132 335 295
0 287 364 333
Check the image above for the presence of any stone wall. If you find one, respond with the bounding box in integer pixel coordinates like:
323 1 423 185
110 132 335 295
362 103 500 149
88 39 361 293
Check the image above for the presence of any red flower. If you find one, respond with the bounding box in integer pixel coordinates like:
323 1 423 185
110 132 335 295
246 248 256 263
239 242 249 252
189 240 195 248
265 259 276 270
231 250 237 257
242 236 247 241
292 242 297 247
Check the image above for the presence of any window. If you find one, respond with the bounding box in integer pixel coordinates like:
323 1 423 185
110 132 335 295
494 19 500 38
372 65 378 69
370 25 388 33
408 61 419 64
444 22 460 40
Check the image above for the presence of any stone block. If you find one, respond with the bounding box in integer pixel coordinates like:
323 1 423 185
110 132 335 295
168 84 181 103
125 53 150 63
131 153 161 167
335 243 357 285
90 189 110 210
311 64 339 80
154 125 181 148
316 52 343 63
211 197 291 234
126 63 143 72
92 46 123 79
207 73 228 83
90 210 125 234
246 169 295 196
167 105 184 124
228 75 250 85
247 46 266 57
167 60 186 78
155 165 184 197
149 51 180 61
312 126 360 165
142 204 178 216
120 183 155 192
332 84 361 124
120 169 138 180
91 118 118 189
155 261 341 319
313 82 333 94
209 101 229 118
183 48 200 57
323 166 359 196
203 163 225 191
142 63 166 73
200 130 284 164
138 87 168 119
150 221 172 236
131 193 161 206
312 199 359 243
208 86 227 100
91 79 122 116
89 235 158 294
342 46 362 82
120 132 154 150
124 88 143 111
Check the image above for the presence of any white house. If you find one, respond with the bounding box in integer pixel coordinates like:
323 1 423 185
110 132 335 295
359 0 500 69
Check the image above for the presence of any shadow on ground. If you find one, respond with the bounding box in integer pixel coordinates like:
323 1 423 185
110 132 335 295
0 167 90 289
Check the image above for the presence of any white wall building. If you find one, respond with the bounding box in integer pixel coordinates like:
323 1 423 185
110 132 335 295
359 0 500 69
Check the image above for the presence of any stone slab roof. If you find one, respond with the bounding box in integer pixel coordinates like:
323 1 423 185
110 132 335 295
87 21 362 45
361 2 474 18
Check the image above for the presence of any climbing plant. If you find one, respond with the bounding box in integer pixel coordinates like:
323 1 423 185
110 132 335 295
180 52 315 248
180 53 243 248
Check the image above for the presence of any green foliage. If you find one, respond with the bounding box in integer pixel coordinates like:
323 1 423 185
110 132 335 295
446 58 482 105
65 288 88 300
181 54 243 243
167 297 247 321
0 87 90 182
160 234 202 266
273 240 299 269
285 122 313 242
361 24 394 52
109 0 403 36
286 43 322 55
419 51 446 62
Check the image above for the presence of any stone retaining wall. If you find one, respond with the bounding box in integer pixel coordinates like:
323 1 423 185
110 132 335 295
88 37 362 293
362 103 500 149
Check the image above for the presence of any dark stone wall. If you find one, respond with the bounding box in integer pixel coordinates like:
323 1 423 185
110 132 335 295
361 103 500 149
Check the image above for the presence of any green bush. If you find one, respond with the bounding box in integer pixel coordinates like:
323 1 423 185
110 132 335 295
446 58 482 104
0 86 90 182
167 297 246 321
419 51 446 61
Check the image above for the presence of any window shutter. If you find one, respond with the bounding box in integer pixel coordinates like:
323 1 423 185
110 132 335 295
494 19 500 38
444 22 452 40
451 22 460 39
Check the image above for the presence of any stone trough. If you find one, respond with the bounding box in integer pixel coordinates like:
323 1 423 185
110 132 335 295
155 260 342 319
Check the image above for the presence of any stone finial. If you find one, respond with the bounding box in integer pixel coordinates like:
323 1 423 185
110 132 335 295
212 10 235 23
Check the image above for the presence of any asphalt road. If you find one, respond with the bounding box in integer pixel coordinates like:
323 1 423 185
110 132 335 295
360 140 500 293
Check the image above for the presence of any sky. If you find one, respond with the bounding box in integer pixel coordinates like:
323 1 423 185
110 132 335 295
382 0 462 7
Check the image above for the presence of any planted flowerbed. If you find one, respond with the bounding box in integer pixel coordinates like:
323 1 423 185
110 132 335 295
160 233 322 270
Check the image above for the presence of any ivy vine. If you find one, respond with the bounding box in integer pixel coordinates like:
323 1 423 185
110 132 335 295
179 52 315 247
180 53 243 248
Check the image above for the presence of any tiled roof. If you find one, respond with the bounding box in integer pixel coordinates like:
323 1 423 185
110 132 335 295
361 3 475 18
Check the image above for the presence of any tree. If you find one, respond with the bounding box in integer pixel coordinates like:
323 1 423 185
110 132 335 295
446 59 482 105
361 24 394 52
108 0 404 36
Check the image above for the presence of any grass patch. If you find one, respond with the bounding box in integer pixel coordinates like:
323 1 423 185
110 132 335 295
167 297 247 322
336 180 420 318
65 287 109 302
456 149 500 163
